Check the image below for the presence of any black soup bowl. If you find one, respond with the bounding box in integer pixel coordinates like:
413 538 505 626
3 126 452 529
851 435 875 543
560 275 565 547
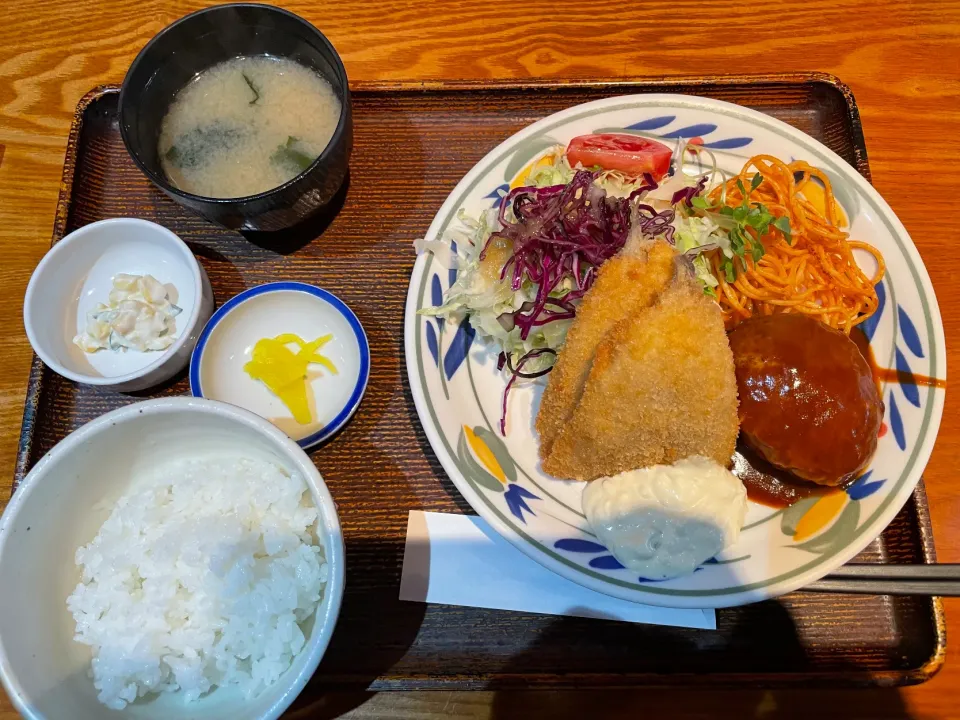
119 3 352 232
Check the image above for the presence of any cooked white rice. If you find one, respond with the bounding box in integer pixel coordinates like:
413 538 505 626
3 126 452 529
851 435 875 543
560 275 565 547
66 456 327 710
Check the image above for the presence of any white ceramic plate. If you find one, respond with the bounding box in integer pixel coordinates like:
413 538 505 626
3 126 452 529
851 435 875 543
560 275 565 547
404 94 947 608
191 282 370 448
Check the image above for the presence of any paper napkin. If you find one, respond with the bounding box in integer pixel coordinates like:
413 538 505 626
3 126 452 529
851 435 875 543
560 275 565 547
400 510 715 629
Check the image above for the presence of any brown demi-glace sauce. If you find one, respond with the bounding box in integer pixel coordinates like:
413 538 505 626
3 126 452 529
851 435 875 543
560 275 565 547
732 326 943 508
732 443 851 508
850 326 946 390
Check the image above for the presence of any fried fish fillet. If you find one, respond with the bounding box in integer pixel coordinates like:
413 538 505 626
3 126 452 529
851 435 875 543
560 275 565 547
540 267 739 481
535 239 676 457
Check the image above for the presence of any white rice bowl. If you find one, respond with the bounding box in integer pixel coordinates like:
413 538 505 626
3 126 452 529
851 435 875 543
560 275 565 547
0 398 344 720
67 456 327 709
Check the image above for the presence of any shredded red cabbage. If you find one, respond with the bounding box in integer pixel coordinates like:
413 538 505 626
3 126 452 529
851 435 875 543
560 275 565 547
499 348 558 435
635 203 676 246
670 175 708 208
505 348 557 379
482 170 673 342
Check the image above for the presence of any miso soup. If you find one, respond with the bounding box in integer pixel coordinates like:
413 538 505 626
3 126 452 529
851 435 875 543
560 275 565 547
158 56 341 198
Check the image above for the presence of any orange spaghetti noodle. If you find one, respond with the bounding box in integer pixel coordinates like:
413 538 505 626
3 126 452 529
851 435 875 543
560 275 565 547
704 154 884 334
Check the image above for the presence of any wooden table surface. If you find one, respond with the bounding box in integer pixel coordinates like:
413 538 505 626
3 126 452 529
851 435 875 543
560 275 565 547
2 1 959 718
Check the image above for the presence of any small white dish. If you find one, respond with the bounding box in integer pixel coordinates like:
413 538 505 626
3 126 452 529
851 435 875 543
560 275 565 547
0 397 345 720
23 218 214 392
191 282 370 448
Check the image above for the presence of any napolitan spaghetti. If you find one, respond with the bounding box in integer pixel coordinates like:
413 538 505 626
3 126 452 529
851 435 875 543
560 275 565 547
702 154 885 334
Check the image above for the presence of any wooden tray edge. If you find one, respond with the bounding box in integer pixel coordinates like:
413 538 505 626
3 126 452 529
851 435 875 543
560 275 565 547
13 85 113 492
356 664 941 690
349 70 847 92
909 479 948 682
10 77 944 687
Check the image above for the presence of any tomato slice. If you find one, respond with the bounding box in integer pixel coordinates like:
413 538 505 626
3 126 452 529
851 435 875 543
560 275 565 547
565 133 672 181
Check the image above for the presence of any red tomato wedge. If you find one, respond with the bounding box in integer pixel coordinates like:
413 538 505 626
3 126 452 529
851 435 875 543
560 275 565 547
565 133 673 181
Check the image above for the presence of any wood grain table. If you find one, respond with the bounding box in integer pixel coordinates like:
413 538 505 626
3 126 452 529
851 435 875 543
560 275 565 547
1 1 959 718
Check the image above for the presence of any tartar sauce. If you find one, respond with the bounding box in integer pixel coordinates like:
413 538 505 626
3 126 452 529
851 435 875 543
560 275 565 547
582 456 747 580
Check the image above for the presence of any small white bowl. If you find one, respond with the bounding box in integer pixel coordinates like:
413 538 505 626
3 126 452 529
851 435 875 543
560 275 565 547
24 218 214 392
190 282 370 448
0 397 345 720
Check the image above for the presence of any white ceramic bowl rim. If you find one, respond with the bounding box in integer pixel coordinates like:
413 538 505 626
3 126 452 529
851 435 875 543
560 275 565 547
0 396 345 720
189 281 371 447
23 218 206 386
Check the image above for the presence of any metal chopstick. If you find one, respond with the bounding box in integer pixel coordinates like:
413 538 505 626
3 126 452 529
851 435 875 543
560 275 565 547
804 564 960 596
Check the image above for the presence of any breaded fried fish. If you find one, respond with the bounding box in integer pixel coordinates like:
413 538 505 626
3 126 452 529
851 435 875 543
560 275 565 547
540 263 739 481
535 239 676 456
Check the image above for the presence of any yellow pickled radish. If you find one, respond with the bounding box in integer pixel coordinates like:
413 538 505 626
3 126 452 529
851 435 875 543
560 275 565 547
243 333 337 424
